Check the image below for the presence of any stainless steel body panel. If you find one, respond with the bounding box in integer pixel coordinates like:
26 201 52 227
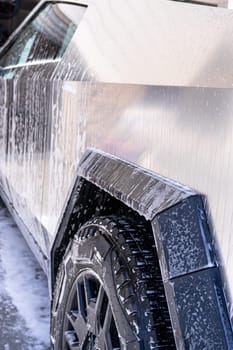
2 0 233 87
53 0 233 87
0 0 233 326
1 80 233 303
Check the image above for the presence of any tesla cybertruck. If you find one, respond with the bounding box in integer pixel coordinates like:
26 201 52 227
0 0 233 348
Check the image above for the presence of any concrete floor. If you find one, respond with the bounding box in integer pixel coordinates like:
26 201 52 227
0 203 50 350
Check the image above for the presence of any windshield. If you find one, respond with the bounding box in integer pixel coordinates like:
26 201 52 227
0 2 86 69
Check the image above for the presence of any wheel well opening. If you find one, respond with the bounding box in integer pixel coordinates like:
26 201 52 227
52 177 152 284
51 178 176 347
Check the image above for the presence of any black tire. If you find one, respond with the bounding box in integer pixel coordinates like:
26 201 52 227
51 216 175 350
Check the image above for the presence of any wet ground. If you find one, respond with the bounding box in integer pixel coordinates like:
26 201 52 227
0 203 50 349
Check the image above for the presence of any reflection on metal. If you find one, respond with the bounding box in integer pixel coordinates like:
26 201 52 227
52 0 233 87
0 2 86 71
0 58 61 71
0 0 233 347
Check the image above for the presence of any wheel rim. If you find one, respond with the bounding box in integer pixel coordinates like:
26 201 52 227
63 270 121 350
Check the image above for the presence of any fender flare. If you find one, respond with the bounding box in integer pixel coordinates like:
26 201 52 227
51 148 233 349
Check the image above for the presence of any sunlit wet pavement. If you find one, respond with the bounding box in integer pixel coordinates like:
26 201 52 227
0 202 50 349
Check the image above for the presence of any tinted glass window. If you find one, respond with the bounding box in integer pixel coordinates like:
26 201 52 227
0 2 86 68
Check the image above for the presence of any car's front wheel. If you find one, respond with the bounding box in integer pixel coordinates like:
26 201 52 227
51 216 175 349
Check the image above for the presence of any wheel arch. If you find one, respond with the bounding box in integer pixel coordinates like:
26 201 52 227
51 148 195 284
51 148 233 349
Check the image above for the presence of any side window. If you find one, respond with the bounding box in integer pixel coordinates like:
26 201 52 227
0 2 86 73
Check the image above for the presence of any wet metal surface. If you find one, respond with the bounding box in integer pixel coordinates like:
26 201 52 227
78 149 196 220
2 81 233 310
0 0 233 348
0 1 233 294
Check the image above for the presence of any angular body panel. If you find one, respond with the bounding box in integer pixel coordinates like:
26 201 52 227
0 0 233 346
1 80 233 303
